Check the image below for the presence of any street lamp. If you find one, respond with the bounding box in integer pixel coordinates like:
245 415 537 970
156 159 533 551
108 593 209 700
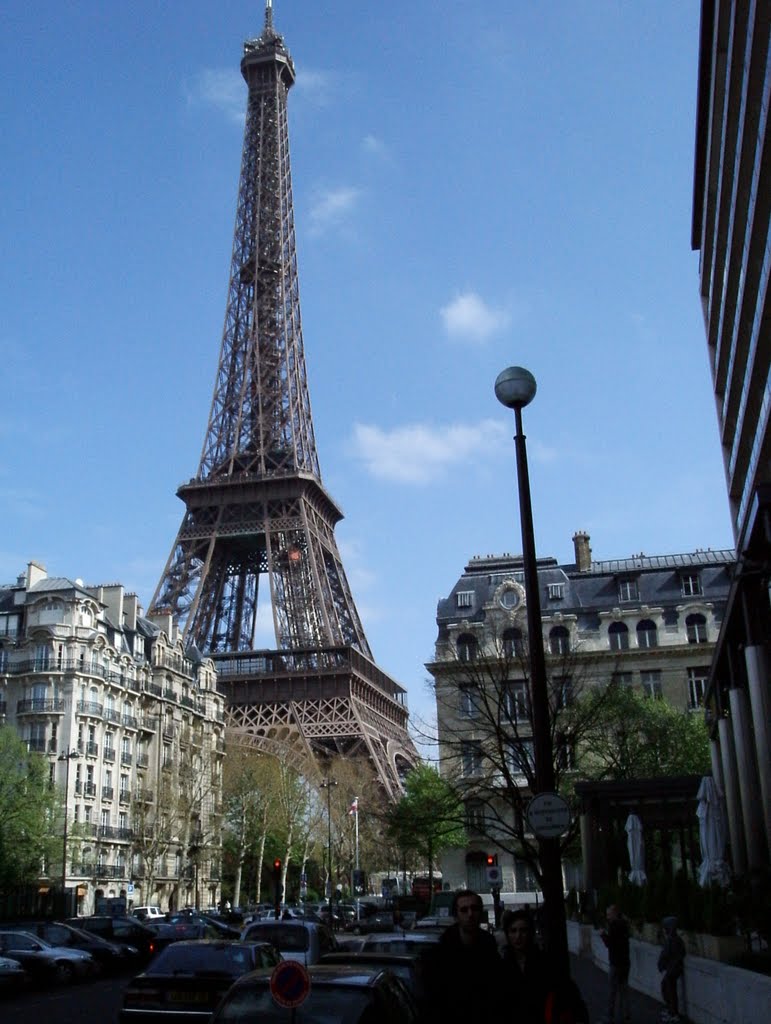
320 777 337 901
58 749 80 909
495 365 569 980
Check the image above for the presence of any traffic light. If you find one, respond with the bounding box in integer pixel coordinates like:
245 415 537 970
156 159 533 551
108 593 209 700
486 854 497 867
273 858 282 877
271 858 283 917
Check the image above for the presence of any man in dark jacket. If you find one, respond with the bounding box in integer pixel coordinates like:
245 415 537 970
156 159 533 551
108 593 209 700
421 889 504 1023
600 904 630 1023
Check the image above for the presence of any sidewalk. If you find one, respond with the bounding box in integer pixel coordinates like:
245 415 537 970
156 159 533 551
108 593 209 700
571 953 668 1024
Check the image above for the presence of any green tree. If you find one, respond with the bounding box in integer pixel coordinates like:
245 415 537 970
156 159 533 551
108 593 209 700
579 684 710 779
385 764 466 897
0 727 60 893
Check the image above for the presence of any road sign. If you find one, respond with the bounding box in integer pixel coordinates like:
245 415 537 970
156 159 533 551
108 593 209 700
270 960 311 1009
485 865 502 887
526 792 571 838
126 882 135 895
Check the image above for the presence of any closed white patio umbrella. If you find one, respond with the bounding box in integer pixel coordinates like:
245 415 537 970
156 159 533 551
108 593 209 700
625 813 647 885
696 776 731 887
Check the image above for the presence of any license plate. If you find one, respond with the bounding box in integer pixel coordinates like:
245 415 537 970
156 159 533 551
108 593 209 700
167 991 209 1004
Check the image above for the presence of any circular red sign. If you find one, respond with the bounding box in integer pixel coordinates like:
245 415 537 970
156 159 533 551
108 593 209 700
270 960 311 1009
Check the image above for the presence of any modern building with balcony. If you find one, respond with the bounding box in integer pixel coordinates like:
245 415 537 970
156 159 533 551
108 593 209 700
691 0 770 876
0 560 225 914
427 533 734 896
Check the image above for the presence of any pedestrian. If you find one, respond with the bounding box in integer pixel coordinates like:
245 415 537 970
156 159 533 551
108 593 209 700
421 889 504 1024
600 904 630 1024
500 907 548 1024
657 916 686 1022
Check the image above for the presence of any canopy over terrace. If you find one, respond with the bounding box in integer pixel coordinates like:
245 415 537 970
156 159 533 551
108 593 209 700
574 775 704 904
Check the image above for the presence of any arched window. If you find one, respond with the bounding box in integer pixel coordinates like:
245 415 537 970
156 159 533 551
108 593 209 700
636 619 658 649
457 633 478 663
502 628 524 659
549 625 570 656
686 613 708 644
608 622 629 651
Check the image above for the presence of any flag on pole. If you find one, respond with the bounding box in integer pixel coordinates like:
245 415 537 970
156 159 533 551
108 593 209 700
349 797 359 815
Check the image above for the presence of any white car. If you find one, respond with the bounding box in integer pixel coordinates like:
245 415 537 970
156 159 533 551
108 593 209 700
131 906 165 921
240 920 338 965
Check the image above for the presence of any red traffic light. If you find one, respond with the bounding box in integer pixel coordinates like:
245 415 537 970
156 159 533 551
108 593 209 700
273 858 282 871
486 855 495 866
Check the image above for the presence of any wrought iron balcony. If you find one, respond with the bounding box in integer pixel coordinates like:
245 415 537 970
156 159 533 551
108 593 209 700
83 782 97 797
102 786 114 800
85 741 99 757
17 698 65 714
103 747 115 763
77 700 104 718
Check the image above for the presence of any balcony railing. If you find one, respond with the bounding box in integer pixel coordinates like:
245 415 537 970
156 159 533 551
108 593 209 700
121 752 133 766
85 741 99 757
28 737 47 752
103 747 115 763
83 782 97 797
136 754 149 768
104 708 121 724
77 700 104 718
122 714 138 729
119 790 130 805
17 698 65 714
102 786 114 801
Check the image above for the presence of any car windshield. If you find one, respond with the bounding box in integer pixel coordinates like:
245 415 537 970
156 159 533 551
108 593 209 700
247 926 309 953
217 983 370 1024
150 945 253 974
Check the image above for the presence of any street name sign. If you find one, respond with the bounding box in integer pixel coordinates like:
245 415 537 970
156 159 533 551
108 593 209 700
526 792 571 838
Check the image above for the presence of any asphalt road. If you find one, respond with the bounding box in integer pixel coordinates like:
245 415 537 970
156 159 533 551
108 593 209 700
1 972 129 1024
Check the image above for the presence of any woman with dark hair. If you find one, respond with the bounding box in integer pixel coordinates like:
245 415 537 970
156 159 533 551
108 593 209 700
501 908 549 1024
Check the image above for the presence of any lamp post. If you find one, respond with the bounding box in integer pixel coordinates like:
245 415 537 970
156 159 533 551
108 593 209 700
495 365 569 980
320 777 337 901
58 749 79 910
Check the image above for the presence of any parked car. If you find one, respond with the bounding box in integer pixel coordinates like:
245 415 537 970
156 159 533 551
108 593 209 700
239 920 338 965
119 940 282 1024
210 963 419 1024
319 950 427 1001
1 920 137 973
0 955 28 994
0 930 96 984
359 932 442 956
66 916 160 962
346 911 401 935
131 906 165 922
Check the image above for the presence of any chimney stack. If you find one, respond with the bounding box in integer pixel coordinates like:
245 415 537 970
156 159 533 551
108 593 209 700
573 531 592 572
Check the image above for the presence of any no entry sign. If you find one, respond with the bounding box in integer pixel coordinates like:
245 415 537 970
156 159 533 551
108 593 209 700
270 960 311 1009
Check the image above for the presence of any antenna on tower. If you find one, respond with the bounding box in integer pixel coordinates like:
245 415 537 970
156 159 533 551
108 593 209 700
265 0 273 31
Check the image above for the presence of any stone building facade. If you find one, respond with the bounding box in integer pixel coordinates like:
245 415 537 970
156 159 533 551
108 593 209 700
0 561 225 914
427 533 734 896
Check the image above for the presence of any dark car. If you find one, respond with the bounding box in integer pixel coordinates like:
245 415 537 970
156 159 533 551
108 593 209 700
119 940 282 1024
0 930 96 984
346 911 400 935
2 920 137 973
66 916 160 962
211 963 419 1024
0 955 28 994
319 951 426 1001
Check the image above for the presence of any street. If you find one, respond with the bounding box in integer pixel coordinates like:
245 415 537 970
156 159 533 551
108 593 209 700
1 973 128 1024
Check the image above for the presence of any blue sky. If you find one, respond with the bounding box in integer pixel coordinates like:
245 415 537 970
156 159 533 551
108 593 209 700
1 1 733 738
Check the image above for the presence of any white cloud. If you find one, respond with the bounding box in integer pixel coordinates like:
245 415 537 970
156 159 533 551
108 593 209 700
294 68 334 105
308 186 362 235
362 134 387 156
349 419 508 484
186 69 245 124
440 291 511 343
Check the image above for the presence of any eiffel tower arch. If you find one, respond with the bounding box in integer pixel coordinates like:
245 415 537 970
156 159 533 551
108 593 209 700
151 2 417 797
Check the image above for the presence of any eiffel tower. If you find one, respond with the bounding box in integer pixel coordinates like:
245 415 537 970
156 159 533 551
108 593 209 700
150 1 416 798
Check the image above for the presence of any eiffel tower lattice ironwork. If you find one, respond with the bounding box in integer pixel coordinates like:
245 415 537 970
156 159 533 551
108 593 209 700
150 2 416 797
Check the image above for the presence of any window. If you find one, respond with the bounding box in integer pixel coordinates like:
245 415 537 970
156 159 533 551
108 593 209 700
618 578 639 602
608 622 629 651
505 682 529 724
458 686 479 718
552 676 573 710
680 572 702 597
461 741 483 777
549 626 570 655
686 613 708 644
612 672 633 688
456 591 473 608
641 670 662 699
636 619 658 648
547 583 564 600
465 801 486 833
555 732 575 770
506 739 534 777
457 634 478 663
502 628 524 659
688 667 709 709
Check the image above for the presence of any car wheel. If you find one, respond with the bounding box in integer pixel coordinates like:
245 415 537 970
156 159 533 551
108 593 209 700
55 961 76 983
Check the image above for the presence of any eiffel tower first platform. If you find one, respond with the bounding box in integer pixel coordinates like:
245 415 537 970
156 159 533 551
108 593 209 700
150 2 417 798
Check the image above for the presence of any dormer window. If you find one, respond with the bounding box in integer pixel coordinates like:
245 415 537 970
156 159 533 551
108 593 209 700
547 583 564 600
618 578 639 602
456 591 473 609
680 572 702 597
